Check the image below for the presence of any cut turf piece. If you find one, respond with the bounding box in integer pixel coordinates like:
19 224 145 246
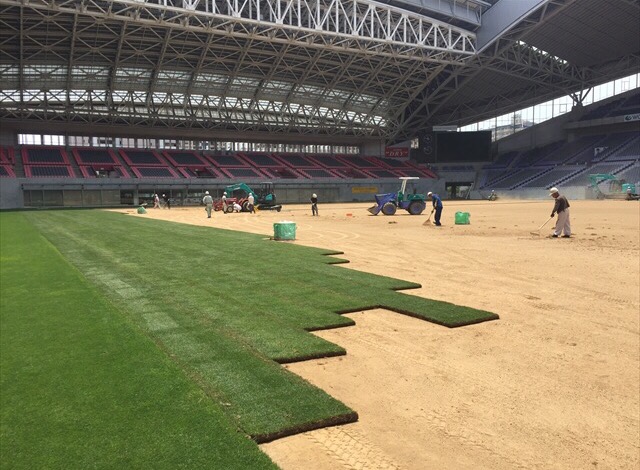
19 210 498 442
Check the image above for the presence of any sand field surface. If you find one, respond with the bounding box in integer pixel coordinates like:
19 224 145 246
116 199 639 470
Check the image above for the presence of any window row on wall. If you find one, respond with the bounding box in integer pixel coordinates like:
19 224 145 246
460 73 640 141
16 135 360 155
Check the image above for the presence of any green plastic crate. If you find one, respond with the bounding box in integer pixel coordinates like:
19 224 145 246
273 222 296 240
455 212 470 225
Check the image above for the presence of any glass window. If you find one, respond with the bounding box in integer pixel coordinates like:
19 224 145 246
18 134 41 145
43 135 65 146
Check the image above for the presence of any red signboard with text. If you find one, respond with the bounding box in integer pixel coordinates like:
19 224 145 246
385 147 409 158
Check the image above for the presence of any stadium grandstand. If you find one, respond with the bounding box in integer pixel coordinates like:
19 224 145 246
0 0 639 209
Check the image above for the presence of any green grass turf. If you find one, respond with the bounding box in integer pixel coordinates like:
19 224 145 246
0 212 277 469
2 209 498 448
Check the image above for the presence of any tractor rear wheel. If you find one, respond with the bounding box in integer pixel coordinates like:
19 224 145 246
381 202 397 215
408 200 426 215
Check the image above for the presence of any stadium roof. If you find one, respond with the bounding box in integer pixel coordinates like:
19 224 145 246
0 0 638 145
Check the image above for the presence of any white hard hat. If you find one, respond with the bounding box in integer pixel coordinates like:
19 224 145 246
427 191 433 197
549 187 559 195
223 191 227 195
205 191 209 195
312 193 317 198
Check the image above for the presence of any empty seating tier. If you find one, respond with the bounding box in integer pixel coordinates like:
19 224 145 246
130 167 180 178
338 156 377 168
260 167 302 179
332 168 371 179
563 161 636 187
73 148 116 164
178 167 221 178
219 167 265 178
366 169 401 178
309 155 348 168
205 154 250 167
163 151 208 166
0 165 16 177
79 165 129 178
519 166 585 188
301 168 340 178
119 149 164 166
240 153 281 167
0 146 14 163
614 163 640 184
274 154 318 168
22 147 69 165
24 165 73 177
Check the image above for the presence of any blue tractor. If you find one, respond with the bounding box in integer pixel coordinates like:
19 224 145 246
368 177 427 216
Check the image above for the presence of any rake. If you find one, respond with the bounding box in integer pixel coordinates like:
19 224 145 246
422 209 435 226
530 216 553 236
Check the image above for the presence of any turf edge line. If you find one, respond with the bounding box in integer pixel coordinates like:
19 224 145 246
251 411 359 444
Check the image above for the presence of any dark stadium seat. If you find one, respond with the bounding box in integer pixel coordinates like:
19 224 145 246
72 148 117 165
205 153 250 167
163 151 208 167
331 167 372 179
24 165 73 177
337 156 377 168
260 167 303 179
297 168 342 179
219 167 266 178
119 149 164 166
79 165 129 178
272 154 319 168
22 147 69 165
177 166 221 178
240 153 281 167
0 165 16 177
0 146 15 164
366 168 402 178
307 155 349 168
130 166 180 178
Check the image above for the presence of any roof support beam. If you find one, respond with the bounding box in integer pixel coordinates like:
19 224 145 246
384 0 487 26
0 0 476 61
476 0 547 53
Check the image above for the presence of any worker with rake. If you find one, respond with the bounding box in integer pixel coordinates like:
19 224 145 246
427 191 443 226
549 187 571 238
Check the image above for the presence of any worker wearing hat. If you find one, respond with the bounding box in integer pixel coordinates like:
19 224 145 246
247 191 255 213
311 193 319 216
202 190 213 218
427 191 443 226
549 187 571 238
222 191 228 214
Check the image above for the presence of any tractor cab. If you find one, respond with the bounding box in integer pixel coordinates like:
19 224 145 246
257 182 276 205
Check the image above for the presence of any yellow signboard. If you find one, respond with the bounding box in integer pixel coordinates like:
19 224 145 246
352 186 378 194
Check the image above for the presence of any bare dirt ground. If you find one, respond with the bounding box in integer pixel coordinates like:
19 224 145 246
116 199 639 470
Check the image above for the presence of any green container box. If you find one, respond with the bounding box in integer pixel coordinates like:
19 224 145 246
273 222 296 240
455 211 470 225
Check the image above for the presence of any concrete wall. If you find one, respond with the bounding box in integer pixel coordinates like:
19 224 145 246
0 179 23 209
1 177 443 210
361 140 386 157
0 127 17 147
1 177 598 211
